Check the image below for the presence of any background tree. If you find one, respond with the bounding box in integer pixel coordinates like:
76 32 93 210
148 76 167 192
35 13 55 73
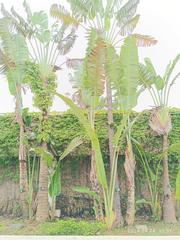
1 0 76 221
139 55 180 223
0 17 29 217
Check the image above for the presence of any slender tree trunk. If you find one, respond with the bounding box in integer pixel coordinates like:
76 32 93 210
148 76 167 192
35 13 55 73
106 80 123 226
162 134 177 223
124 139 135 226
36 109 49 221
15 91 28 218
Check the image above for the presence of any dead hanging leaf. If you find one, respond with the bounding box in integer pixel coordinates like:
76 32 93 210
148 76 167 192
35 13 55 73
149 107 172 135
132 34 157 47
66 58 84 69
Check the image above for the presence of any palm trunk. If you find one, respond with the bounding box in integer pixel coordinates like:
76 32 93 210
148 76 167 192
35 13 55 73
162 134 177 223
15 90 28 218
124 139 135 225
106 80 123 226
36 109 49 221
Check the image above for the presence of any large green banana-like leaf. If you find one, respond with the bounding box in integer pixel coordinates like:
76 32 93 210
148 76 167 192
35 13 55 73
143 58 165 90
59 136 83 160
139 63 155 87
116 0 140 27
48 163 61 197
49 136 84 197
67 0 103 20
144 58 156 77
163 54 180 84
105 38 139 110
66 0 89 18
70 29 105 106
30 11 48 30
105 44 122 98
118 36 139 110
0 18 29 95
8 34 29 66
120 14 140 36
55 92 108 190
7 69 23 95
84 40 105 97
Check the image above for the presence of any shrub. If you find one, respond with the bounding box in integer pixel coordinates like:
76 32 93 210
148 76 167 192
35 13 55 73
40 219 106 235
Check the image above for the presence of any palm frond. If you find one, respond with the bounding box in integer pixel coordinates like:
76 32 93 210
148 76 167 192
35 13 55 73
50 4 81 27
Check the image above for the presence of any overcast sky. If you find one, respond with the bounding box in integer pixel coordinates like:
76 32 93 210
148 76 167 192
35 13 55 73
0 0 180 113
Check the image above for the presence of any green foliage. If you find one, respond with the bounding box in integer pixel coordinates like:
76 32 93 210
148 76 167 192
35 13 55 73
24 62 56 111
118 36 139 110
40 219 105 235
0 109 179 185
73 186 100 199
24 62 56 143
0 18 29 97
0 114 19 168
139 54 180 107
135 143 162 221
176 167 180 200
56 93 108 190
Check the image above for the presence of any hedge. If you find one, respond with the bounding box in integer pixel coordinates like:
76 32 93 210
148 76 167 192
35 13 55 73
0 109 179 187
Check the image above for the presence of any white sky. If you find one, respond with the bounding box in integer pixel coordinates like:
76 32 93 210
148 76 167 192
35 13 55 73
0 0 180 113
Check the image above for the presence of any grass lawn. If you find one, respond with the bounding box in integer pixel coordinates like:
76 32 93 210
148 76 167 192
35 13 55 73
0 217 180 236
